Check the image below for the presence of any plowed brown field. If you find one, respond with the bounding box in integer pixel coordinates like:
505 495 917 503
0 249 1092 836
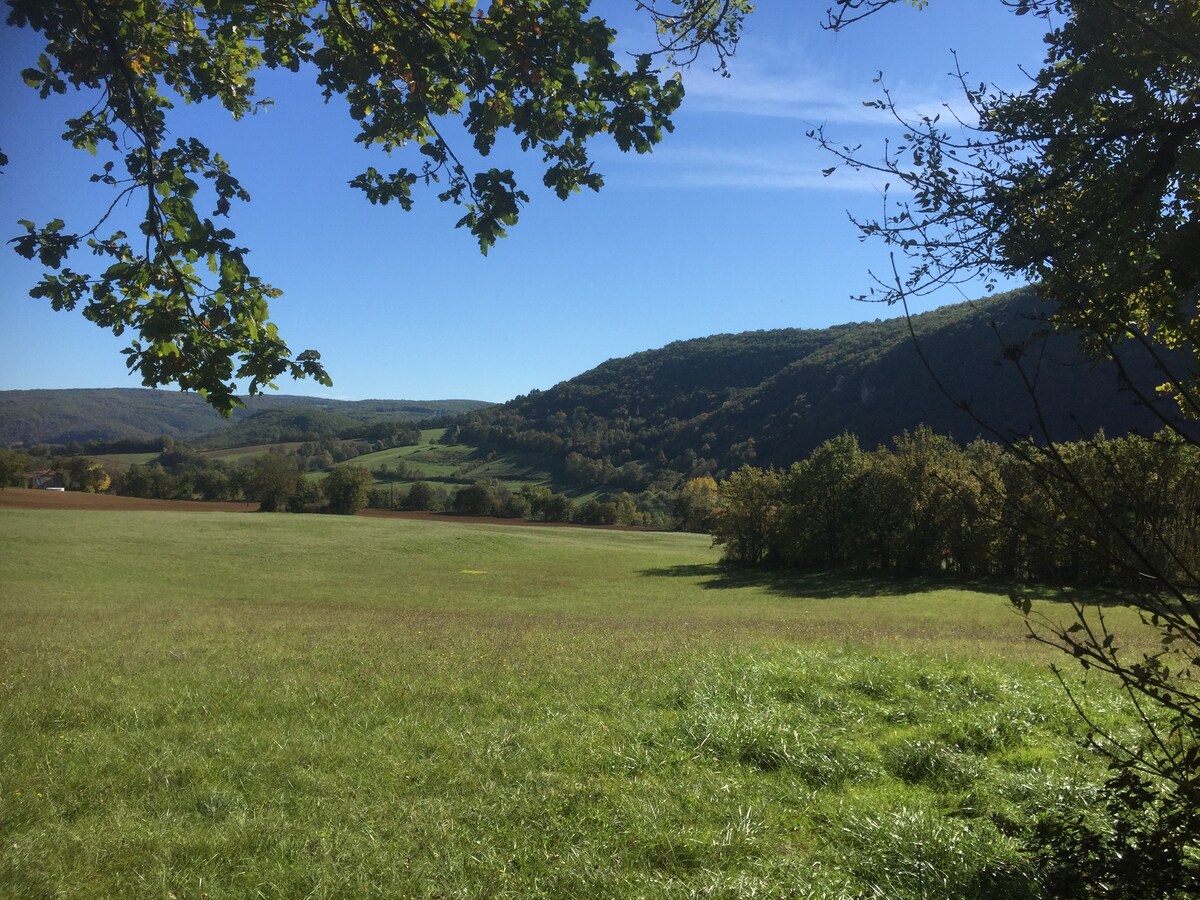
0 488 257 513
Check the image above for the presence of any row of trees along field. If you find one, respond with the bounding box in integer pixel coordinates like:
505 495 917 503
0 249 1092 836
115 450 377 515
0 444 375 515
366 475 717 530
711 426 1200 586
369 478 621 525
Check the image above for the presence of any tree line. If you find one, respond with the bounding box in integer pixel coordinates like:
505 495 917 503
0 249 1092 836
712 426 1200 587
0 442 376 516
366 473 719 531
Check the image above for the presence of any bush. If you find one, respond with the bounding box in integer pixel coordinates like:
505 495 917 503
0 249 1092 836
575 499 617 525
324 465 373 515
452 480 500 516
1030 767 1200 900
496 493 531 519
401 481 442 511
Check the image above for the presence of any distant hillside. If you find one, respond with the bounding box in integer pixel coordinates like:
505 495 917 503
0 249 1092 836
456 289 1188 484
0 389 492 446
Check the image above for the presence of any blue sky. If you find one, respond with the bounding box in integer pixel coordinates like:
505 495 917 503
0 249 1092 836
0 2 1049 403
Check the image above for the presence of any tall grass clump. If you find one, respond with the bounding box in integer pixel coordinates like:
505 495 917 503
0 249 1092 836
666 649 1135 897
829 798 1034 899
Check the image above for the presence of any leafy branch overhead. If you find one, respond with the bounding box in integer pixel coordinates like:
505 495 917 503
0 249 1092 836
5 0 750 413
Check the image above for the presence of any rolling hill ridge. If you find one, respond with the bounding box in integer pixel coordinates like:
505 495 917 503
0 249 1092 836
0 389 491 447
6 288 1186 493
454 288 1185 482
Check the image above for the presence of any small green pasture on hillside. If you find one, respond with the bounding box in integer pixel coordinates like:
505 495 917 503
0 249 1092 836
93 442 311 468
199 441 309 463
91 428 570 496
90 451 162 467
0 509 1149 898
351 428 563 491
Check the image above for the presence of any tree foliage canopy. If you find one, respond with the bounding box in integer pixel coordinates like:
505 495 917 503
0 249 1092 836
6 0 749 412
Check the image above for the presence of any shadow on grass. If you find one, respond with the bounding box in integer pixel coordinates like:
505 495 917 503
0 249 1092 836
640 563 1009 600
1009 582 1167 610
644 563 1148 607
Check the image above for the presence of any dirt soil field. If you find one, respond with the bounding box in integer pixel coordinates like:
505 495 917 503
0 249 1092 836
0 488 257 513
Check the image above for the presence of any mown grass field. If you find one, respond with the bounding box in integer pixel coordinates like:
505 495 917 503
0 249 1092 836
90 451 163 467
0 507 1148 898
94 442 310 468
198 441 309 463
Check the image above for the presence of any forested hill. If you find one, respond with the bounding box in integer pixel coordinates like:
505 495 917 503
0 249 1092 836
0 389 491 446
454 289 1183 483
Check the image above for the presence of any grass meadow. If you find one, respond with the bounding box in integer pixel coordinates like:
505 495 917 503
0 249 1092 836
0 508 1148 898
351 430 561 492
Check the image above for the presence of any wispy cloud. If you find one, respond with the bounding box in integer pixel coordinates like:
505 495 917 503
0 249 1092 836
679 60 964 127
595 31 974 194
613 142 894 193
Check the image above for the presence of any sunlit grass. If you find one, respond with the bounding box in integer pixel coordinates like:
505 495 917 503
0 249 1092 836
0 509 1146 897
